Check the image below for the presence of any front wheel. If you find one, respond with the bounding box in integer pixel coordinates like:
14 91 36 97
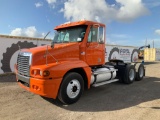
58 72 84 104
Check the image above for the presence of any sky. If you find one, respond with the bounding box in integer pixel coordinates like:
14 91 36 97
0 0 160 48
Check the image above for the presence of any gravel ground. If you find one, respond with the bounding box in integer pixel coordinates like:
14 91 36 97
0 62 160 120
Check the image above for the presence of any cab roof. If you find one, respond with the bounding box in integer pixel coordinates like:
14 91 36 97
54 20 105 30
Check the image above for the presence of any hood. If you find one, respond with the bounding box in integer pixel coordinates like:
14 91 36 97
22 43 80 66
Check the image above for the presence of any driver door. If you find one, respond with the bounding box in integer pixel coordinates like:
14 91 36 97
85 25 105 66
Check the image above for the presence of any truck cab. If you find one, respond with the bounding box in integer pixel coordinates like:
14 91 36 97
15 20 145 104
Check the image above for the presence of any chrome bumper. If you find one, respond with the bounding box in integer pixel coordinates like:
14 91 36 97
17 73 30 85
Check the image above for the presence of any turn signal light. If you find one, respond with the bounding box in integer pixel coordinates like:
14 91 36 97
32 85 40 91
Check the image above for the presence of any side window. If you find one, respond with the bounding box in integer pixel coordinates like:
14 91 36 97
98 27 104 43
88 26 104 43
88 27 98 42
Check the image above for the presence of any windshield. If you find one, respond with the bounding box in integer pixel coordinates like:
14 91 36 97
52 25 87 43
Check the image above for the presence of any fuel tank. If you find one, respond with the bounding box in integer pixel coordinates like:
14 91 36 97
90 66 117 84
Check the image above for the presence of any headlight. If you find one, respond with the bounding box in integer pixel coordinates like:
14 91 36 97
32 69 50 77
40 70 50 77
32 69 40 76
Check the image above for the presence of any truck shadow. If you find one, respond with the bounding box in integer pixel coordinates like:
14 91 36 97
42 76 160 112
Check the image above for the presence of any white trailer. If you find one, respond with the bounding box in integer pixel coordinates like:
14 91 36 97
105 44 139 63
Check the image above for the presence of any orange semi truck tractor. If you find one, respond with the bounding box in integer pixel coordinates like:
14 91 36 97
14 20 145 104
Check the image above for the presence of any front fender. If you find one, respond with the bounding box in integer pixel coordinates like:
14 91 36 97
48 61 92 89
31 60 92 89
48 60 89 78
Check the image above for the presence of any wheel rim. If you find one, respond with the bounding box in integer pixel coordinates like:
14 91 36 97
139 67 144 78
66 79 81 99
129 69 135 81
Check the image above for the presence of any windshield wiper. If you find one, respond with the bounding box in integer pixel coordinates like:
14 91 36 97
52 41 60 43
63 41 69 43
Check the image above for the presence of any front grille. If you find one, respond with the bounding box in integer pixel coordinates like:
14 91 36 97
17 52 32 76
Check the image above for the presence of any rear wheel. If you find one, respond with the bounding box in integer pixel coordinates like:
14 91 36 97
123 64 136 84
135 63 145 81
58 72 84 104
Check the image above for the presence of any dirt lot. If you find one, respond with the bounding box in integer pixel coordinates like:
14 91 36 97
0 62 160 120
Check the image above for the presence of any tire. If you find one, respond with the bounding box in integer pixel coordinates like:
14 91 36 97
1 41 37 72
114 64 126 83
135 63 145 81
116 66 126 83
58 72 84 104
123 64 136 84
131 49 139 62
108 47 119 61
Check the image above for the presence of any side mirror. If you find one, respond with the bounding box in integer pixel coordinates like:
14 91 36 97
51 41 54 48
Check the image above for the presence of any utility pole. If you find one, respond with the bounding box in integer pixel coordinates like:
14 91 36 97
153 40 154 48
145 38 147 46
